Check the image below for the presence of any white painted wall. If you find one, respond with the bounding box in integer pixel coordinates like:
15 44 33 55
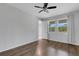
42 10 79 45
0 4 38 52
42 21 48 39
38 20 42 39
73 11 79 45
38 20 48 39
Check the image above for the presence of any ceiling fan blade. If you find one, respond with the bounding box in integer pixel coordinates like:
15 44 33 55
43 3 48 8
47 6 56 9
39 10 43 13
34 6 42 9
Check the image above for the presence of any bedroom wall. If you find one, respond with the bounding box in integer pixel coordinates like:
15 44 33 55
0 4 38 52
42 10 79 45
73 11 79 45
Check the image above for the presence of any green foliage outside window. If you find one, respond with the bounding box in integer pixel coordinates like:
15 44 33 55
49 27 55 32
49 20 56 32
58 24 67 32
58 20 67 32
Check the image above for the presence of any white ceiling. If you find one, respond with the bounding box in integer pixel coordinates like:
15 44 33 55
9 3 79 18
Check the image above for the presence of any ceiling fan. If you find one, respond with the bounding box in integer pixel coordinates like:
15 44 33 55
34 3 57 13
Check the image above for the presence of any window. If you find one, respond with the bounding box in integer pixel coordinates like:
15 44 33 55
49 20 56 32
48 19 67 32
58 20 67 32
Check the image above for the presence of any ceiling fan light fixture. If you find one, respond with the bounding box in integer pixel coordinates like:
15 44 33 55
34 3 57 13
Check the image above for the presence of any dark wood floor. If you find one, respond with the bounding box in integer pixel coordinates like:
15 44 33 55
0 39 79 56
47 40 79 56
0 41 38 56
